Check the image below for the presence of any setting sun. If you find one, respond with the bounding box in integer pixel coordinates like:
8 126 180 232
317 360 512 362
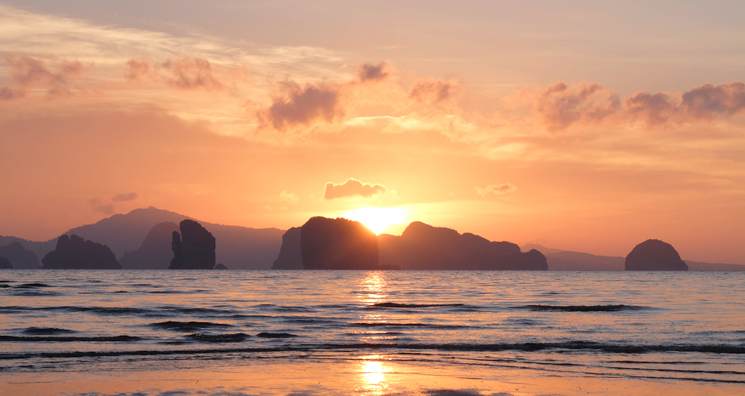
342 207 407 235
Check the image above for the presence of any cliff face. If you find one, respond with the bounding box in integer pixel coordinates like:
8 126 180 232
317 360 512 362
271 227 303 270
379 221 547 270
625 239 688 271
120 222 179 269
41 235 121 269
0 242 39 269
300 217 379 270
169 220 216 270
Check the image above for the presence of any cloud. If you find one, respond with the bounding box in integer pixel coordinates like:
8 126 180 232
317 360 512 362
533 82 620 131
623 91 678 126
409 79 458 104
160 57 224 90
112 192 138 202
125 58 152 82
324 178 387 199
279 190 299 205
679 81 745 121
476 183 517 197
0 54 87 100
257 81 343 130
358 61 391 82
525 80 745 131
87 198 115 215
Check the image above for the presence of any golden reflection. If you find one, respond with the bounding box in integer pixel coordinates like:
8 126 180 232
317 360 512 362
359 356 390 393
360 272 387 305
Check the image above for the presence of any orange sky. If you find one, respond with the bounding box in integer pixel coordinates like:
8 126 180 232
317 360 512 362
1 1 744 263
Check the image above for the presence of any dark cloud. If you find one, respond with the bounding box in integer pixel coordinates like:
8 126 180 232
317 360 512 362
87 198 115 215
112 192 138 202
160 57 224 90
257 81 342 130
534 82 620 131
324 178 387 199
409 79 457 104
358 61 390 82
0 54 86 100
623 91 678 126
679 81 745 120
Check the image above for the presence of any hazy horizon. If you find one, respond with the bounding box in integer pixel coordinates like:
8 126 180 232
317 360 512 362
2 1 744 265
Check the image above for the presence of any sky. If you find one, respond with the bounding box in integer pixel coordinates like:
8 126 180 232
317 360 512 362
1 1 744 264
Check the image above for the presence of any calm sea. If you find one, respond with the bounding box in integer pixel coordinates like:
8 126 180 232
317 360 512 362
1 270 744 394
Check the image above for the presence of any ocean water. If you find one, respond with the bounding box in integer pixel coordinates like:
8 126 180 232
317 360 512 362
0 270 743 395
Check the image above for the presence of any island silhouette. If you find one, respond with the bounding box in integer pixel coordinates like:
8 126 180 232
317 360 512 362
1 207 742 270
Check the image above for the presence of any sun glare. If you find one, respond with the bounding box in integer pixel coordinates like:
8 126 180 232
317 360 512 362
342 207 406 235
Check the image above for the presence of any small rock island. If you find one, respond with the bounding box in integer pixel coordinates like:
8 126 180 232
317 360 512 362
625 239 688 271
169 220 216 270
41 234 121 269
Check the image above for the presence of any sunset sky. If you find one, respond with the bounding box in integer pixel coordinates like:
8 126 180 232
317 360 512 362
1 1 744 264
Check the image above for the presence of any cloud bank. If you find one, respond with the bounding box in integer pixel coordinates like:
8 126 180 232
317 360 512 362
324 178 388 199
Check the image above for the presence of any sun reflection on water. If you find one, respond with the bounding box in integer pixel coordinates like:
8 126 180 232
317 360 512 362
359 356 390 393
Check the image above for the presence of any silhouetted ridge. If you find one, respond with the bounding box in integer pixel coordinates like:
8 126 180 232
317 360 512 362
120 222 179 269
169 220 216 270
625 239 688 271
300 217 379 270
379 221 547 270
41 234 121 269
271 227 303 269
0 242 39 269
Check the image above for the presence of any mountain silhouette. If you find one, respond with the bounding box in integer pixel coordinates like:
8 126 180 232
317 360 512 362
0 242 39 269
379 221 547 270
301 217 380 270
119 222 179 269
3 207 284 270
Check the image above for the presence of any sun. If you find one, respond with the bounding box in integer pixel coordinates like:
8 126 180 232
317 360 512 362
342 207 407 235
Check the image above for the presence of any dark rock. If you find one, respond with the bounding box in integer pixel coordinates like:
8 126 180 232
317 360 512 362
169 220 216 270
41 235 121 269
271 227 303 269
625 239 688 271
0 242 39 269
120 222 179 269
379 221 547 270
0 257 11 269
300 217 379 270
214 263 228 270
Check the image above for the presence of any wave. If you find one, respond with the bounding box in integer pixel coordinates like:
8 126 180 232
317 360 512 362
187 333 248 343
22 327 75 335
370 302 465 308
150 321 233 332
352 322 469 329
520 304 648 312
14 283 52 288
256 332 298 339
0 335 140 342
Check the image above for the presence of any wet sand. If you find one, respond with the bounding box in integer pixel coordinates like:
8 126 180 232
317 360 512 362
3 353 740 396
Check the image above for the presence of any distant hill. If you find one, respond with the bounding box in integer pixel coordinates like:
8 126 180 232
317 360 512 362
2 207 285 270
523 244 745 271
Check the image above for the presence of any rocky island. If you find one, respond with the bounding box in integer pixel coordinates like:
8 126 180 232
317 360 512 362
301 217 381 270
625 239 688 271
41 234 121 269
169 220 217 270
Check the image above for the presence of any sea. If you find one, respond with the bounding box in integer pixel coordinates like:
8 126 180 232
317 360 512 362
0 270 743 396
